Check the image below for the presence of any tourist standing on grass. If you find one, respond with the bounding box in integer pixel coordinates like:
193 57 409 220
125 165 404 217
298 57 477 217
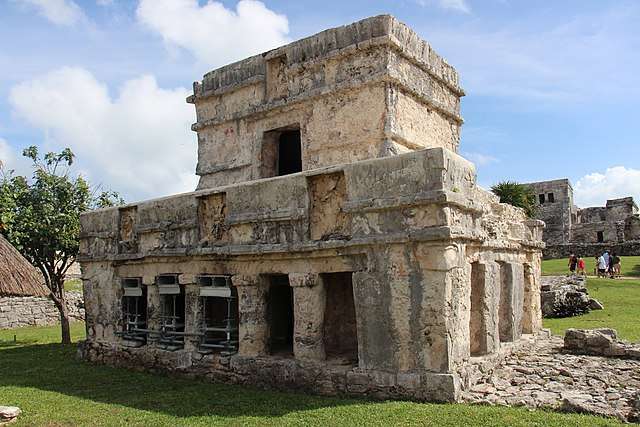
577 256 586 276
568 253 578 274
611 252 621 278
598 254 608 277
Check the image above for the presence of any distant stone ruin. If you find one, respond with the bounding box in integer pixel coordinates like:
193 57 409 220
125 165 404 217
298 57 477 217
78 15 545 403
525 179 640 258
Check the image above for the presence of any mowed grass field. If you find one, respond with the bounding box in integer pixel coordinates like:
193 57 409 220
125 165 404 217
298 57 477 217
541 277 640 342
541 257 640 342
0 324 624 426
541 255 640 277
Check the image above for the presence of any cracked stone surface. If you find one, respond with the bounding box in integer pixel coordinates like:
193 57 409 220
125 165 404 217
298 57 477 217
462 336 640 422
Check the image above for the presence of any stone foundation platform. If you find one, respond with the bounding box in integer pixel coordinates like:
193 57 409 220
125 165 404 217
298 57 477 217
463 335 640 422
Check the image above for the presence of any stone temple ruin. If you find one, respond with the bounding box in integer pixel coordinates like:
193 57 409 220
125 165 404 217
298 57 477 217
525 179 640 259
78 15 546 402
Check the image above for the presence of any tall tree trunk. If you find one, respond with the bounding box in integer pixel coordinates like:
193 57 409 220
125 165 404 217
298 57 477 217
59 299 72 345
52 276 72 345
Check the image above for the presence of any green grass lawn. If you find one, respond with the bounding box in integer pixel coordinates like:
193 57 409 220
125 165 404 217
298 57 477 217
542 256 640 277
542 277 640 342
0 324 623 426
541 257 640 342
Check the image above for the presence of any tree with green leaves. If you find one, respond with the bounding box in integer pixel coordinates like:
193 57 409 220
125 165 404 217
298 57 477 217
0 147 122 344
491 181 538 218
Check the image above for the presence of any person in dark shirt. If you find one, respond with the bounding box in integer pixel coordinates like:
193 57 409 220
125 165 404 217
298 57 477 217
568 253 578 274
611 253 621 278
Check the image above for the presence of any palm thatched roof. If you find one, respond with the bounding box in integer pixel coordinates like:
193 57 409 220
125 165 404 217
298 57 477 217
0 234 49 297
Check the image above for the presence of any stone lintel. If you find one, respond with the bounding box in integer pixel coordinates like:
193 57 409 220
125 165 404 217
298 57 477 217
288 273 319 288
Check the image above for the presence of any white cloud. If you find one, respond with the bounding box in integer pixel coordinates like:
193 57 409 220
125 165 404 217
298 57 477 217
0 138 31 177
14 0 85 26
574 167 640 208
421 4 640 105
415 0 471 13
9 67 198 201
0 138 15 169
136 0 289 68
462 151 498 166
416 0 470 13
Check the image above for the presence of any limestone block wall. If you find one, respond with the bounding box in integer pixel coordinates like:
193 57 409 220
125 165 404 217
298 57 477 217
526 179 574 245
0 291 84 329
527 180 640 254
79 147 544 402
189 15 465 190
571 221 619 244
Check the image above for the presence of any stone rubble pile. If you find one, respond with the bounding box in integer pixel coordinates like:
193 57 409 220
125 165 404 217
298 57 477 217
0 406 21 424
564 328 640 360
540 275 603 318
462 334 640 422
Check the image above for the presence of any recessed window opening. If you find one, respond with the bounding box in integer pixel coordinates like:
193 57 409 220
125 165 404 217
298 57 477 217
261 125 302 178
539 194 546 204
266 275 294 356
277 130 302 176
547 193 555 203
197 275 238 355
157 274 185 350
597 231 605 243
120 277 147 346
322 272 358 364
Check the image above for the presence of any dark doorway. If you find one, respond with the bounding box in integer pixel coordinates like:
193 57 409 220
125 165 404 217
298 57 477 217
322 272 358 364
266 275 294 355
277 130 302 176
597 231 605 243
261 126 302 178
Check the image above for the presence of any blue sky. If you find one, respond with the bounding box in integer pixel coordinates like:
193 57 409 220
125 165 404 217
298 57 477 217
1 0 639 206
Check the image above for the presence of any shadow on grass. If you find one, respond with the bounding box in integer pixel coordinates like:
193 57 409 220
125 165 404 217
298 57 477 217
0 342 363 420
0 339 40 348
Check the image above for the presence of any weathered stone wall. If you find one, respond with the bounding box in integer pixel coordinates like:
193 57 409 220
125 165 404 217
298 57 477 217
80 147 544 402
525 179 574 245
190 15 465 190
526 179 640 255
0 291 84 329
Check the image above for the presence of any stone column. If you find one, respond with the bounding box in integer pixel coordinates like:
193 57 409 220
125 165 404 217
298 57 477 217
352 271 389 371
289 273 326 361
180 274 199 352
469 262 501 356
144 277 161 345
498 262 524 343
233 275 268 357
522 262 542 334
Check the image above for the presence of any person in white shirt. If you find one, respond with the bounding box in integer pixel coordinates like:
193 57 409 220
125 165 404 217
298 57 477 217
602 251 610 268
598 255 608 277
